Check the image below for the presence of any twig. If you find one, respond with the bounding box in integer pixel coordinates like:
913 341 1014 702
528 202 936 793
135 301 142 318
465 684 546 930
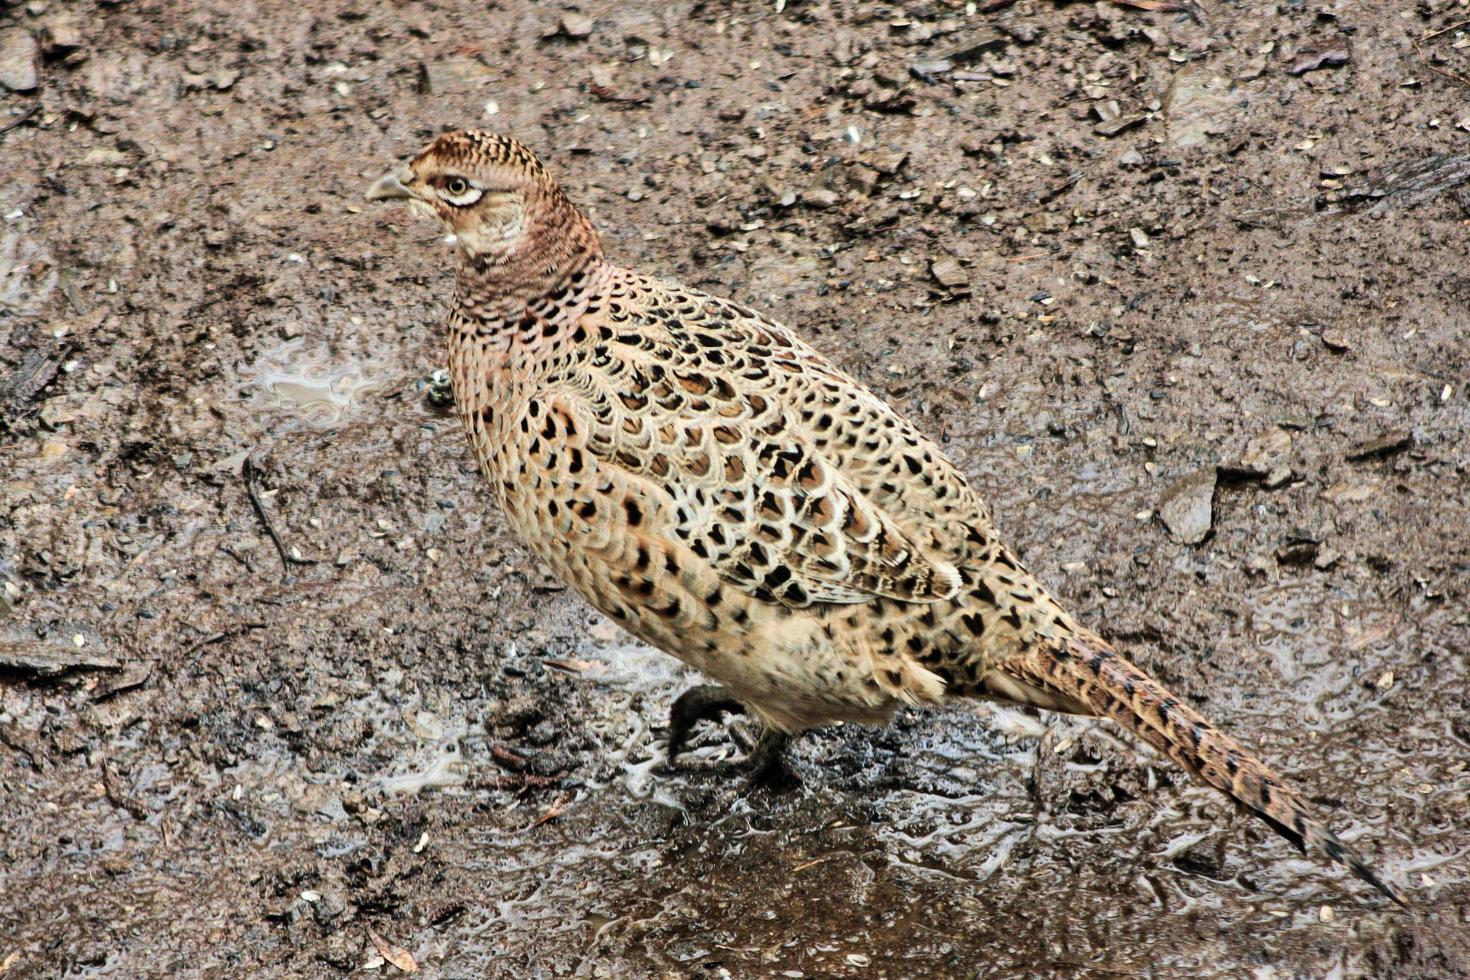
185 622 266 662
1419 18 1470 43
478 772 568 792
490 743 532 771
587 82 650 107
100 759 149 820
982 0 1196 15
1110 0 1184 11
0 104 38 138
791 855 834 873
483 743 568 791
242 456 317 573
220 544 254 571
1413 23 1470 89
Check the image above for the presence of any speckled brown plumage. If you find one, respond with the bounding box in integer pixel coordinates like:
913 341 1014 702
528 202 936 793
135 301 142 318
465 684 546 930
367 130 1404 906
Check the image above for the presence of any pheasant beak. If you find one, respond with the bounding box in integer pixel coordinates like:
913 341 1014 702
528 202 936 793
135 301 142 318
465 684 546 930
365 167 415 202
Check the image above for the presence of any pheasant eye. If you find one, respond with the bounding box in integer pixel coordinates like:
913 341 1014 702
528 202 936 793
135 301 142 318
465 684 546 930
435 176 483 207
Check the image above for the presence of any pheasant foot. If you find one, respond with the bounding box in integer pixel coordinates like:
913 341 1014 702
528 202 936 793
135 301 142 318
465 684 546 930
664 685 796 790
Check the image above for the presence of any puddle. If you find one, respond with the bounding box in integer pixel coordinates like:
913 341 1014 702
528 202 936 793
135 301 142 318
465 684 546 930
240 340 400 428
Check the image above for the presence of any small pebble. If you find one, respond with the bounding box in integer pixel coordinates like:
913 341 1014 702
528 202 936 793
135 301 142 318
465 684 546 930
559 13 593 38
1158 468 1216 544
0 28 39 93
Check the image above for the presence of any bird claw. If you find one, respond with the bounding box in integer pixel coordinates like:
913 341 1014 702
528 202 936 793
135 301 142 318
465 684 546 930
666 684 747 762
662 684 797 790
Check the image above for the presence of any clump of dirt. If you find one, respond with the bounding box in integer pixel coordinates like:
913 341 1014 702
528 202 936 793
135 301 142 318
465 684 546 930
2 1 1467 976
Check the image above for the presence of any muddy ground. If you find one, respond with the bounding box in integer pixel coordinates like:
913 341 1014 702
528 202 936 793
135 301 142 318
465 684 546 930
2 0 1469 976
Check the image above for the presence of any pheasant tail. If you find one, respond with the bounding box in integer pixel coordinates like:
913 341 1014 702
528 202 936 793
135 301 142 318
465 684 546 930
1002 632 1406 906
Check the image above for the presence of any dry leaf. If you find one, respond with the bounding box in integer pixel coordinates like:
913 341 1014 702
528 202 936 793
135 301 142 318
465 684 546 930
528 792 571 829
367 927 418 974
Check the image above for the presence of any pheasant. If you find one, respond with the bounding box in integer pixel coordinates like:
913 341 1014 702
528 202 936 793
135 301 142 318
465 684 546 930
366 130 1404 905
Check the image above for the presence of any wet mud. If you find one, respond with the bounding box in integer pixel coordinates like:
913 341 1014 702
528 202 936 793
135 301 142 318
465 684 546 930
2 1 1468 976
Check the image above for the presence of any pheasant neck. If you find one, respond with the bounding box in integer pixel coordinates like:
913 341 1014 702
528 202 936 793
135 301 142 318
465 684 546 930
451 188 603 326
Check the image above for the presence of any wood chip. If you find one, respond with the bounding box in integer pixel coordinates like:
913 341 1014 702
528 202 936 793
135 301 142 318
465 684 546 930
541 657 605 675
1346 430 1414 461
559 13 593 39
1339 154 1470 214
1111 0 1184 9
0 345 69 428
0 639 119 677
1290 45 1350 76
92 662 154 701
929 257 970 293
1094 114 1147 137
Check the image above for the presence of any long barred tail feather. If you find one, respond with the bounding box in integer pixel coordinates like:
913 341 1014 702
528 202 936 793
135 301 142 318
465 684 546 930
997 630 1406 907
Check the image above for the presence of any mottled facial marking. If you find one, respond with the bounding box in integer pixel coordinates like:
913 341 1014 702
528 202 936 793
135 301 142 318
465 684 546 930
410 168 528 260
444 189 525 258
367 129 602 299
367 130 551 261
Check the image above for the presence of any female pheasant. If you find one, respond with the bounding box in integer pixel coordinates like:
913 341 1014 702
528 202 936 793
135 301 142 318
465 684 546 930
367 130 1403 905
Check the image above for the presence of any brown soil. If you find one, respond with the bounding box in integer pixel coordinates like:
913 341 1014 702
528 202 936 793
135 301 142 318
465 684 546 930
2 1 1468 976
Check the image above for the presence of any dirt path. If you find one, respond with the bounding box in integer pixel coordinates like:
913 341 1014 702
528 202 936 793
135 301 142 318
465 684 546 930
2 1 1467 975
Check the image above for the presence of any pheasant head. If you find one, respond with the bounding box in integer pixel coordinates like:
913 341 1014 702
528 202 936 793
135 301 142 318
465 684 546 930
367 130 601 297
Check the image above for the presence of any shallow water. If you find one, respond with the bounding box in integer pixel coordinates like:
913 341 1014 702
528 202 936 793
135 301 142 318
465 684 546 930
243 340 400 429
